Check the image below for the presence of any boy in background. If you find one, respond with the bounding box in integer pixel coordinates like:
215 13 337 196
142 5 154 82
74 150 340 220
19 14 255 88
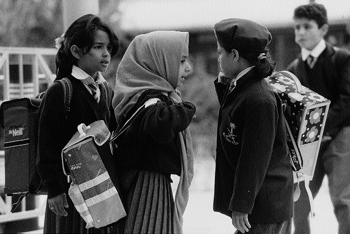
287 3 350 234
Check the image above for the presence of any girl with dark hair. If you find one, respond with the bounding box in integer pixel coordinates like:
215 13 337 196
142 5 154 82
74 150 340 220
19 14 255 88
212 18 293 234
37 14 119 233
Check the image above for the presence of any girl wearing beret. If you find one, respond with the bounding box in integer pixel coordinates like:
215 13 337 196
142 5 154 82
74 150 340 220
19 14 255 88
212 18 293 234
112 31 196 234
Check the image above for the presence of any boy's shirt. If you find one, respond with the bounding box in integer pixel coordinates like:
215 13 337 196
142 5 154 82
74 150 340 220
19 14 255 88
301 39 326 63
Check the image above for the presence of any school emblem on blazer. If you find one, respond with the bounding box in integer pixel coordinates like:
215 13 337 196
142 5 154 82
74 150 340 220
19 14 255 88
223 122 239 145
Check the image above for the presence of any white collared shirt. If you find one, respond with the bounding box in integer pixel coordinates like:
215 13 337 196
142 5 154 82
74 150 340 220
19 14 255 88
301 39 326 63
71 65 106 102
229 66 255 88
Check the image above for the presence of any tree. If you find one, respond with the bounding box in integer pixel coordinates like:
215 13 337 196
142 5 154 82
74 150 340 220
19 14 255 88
0 0 63 48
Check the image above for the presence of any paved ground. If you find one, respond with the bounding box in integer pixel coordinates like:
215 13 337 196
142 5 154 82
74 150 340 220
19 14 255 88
20 158 338 234
182 158 338 234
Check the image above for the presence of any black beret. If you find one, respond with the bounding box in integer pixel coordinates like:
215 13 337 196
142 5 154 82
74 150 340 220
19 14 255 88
214 18 272 53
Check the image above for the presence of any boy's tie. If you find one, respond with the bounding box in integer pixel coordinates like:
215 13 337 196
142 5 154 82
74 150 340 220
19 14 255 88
307 55 316 68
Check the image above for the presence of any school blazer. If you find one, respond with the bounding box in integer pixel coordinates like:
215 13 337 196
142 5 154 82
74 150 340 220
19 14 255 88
287 43 350 135
115 89 196 176
213 70 293 224
38 76 117 199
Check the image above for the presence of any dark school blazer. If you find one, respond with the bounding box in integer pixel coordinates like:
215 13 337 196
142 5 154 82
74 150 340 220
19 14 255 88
213 69 293 224
287 43 350 136
37 76 117 199
115 89 196 176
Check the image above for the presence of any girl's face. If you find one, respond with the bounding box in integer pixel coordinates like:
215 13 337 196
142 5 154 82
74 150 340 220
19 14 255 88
217 42 236 79
76 29 113 79
293 18 328 51
177 55 191 87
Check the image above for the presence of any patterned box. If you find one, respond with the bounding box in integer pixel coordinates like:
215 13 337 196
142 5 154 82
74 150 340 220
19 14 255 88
267 71 330 181
62 120 126 228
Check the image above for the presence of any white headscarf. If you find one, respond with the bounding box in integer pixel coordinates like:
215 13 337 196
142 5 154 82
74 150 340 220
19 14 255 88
112 31 194 234
113 31 189 126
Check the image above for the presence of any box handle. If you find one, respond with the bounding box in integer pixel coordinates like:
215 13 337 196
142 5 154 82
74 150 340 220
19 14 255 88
77 123 91 138
278 71 306 94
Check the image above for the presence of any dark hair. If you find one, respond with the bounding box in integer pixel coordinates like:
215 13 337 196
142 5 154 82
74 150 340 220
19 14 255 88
293 3 328 28
55 14 119 79
222 46 276 78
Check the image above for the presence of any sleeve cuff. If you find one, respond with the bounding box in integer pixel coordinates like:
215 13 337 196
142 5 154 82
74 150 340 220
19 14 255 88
46 179 65 199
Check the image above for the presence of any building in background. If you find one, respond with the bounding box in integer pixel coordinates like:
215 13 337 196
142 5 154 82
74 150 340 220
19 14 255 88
114 0 350 73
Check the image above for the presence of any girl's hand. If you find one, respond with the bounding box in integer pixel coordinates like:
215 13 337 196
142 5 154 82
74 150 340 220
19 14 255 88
232 211 251 233
48 193 69 216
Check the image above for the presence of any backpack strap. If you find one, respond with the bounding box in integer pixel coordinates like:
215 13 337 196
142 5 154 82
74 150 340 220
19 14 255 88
100 81 111 107
333 47 349 79
324 47 349 87
56 77 73 116
110 98 160 147
99 81 112 124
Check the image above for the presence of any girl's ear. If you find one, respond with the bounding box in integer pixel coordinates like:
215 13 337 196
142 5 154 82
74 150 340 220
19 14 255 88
231 49 239 62
70 45 82 59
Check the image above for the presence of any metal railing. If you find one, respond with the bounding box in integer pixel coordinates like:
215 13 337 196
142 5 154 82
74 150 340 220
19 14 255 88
0 47 56 229
0 46 57 102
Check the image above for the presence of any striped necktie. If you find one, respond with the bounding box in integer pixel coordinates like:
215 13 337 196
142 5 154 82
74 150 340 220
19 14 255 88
229 80 236 92
307 55 316 69
88 83 100 102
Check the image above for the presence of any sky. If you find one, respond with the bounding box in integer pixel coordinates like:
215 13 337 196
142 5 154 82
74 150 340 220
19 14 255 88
117 0 350 32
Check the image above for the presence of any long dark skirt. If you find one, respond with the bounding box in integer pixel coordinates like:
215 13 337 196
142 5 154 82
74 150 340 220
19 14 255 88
43 194 118 233
117 170 175 234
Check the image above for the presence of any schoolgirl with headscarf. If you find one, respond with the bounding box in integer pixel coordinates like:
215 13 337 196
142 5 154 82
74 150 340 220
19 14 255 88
112 31 196 234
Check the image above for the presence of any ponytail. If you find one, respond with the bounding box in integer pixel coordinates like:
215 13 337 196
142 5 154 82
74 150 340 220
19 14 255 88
254 52 276 77
55 41 74 79
240 50 276 78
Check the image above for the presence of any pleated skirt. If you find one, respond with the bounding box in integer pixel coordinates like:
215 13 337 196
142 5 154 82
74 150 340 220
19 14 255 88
43 170 174 234
118 170 175 234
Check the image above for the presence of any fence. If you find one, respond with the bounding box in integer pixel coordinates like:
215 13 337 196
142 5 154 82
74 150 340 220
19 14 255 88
0 46 57 102
0 47 56 232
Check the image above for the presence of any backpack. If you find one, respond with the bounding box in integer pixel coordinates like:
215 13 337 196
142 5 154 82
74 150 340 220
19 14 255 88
268 71 331 206
0 78 72 201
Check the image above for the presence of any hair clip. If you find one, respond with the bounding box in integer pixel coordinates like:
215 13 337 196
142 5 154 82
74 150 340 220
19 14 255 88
257 53 267 60
55 34 65 50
